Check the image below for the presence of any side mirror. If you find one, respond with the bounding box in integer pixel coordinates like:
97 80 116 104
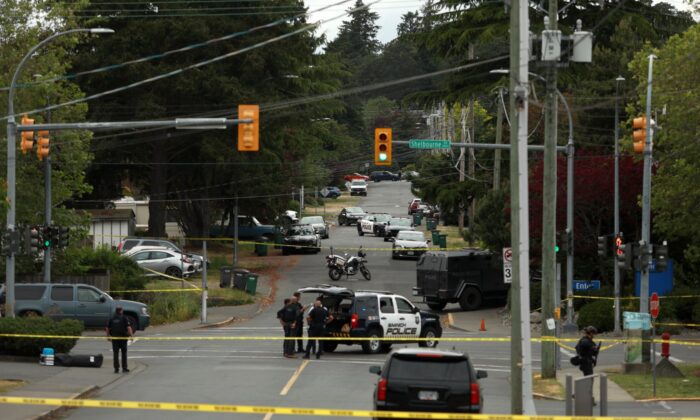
389 238 395 242
427 239 431 244
412 306 420 314
476 370 488 379
99 296 106 303
369 366 382 375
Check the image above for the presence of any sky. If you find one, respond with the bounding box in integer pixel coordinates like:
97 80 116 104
306 0 698 46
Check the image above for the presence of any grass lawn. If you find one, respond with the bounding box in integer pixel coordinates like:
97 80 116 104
0 379 25 394
533 374 565 399
606 363 700 399
416 223 483 250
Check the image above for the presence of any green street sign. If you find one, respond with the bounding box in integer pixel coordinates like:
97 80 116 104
409 139 451 149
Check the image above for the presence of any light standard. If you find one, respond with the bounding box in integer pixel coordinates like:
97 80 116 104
614 75 625 335
490 69 576 330
5 28 113 318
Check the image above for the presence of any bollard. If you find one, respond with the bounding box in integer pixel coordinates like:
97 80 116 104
661 332 670 358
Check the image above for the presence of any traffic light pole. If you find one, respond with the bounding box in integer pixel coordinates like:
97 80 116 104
43 99 52 283
614 76 624 334
640 55 656 314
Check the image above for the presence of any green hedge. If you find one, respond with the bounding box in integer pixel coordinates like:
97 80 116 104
0 317 84 356
577 299 614 332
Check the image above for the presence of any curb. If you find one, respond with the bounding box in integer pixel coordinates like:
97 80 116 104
533 392 564 401
192 316 236 330
444 313 472 333
0 355 38 363
637 397 700 402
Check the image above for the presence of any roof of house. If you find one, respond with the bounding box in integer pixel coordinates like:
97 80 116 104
84 209 136 221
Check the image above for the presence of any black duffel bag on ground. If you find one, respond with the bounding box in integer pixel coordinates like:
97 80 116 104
55 353 103 368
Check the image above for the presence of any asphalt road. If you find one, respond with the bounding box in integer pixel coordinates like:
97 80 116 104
63 181 697 419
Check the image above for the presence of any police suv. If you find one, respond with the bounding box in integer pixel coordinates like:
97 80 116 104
357 213 392 236
296 285 443 354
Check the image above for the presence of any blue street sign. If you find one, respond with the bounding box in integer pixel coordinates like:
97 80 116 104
573 280 601 292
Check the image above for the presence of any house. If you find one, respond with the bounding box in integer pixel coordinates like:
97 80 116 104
112 196 184 238
86 209 136 249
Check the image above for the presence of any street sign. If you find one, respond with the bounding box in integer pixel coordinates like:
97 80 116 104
409 139 451 149
502 247 512 284
320 187 330 198
573 280 601 291
650 292 660 319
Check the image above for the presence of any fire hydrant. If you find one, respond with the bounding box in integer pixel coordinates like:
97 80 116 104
661 332 671 358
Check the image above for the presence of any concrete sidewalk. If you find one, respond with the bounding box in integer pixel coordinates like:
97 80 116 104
556 366 635 402
445 306 512 336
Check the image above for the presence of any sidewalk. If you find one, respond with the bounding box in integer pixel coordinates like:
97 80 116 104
556 365 635 402
445 306 512 336
0 274 274 420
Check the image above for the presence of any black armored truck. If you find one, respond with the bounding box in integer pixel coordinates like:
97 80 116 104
412 250 510 311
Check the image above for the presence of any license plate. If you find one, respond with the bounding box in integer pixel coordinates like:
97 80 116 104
412 290 419 296
418 390 438 401
407 251 414 255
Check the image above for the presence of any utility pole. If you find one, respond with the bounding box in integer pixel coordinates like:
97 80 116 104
459 105 466 234
540 0 559 379
614 76 625 334
468 89 476 235
233 194 239 267
509 0 535 413
493 87 504 190
640 56 656 314
43 97 52 283
201 240 208 324
300 185 304 214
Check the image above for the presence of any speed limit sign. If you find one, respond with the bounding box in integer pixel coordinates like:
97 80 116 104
503 247 513 284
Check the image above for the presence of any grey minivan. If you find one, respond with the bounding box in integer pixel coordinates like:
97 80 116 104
0 283 150 330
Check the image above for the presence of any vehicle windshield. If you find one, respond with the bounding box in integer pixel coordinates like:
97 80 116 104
390 218 412 227
290 226 314 235
397 231 425 242
346 207 364 213
300 216 324 224
374 214 391 223
351 180 366 186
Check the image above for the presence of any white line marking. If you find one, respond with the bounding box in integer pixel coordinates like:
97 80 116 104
655 352 683 363
560 347 576 358
280 360 309 396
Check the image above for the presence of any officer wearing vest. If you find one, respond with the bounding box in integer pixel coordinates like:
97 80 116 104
277 297 299 358
576 326 600 376
303 298 333 360
106 306 133 373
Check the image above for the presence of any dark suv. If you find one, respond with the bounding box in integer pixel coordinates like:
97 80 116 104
296 285 442 354
370 171 399 182
369 348 487 417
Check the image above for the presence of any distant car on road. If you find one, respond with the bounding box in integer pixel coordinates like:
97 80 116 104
357 213 392 236
323 186 342 199
378 217 414 241
369 348 487 417
370 171 399 182
348 180 368 196
344 173 370 182
0 283 150 330
401 170 420 180
390 231 430 260
126 249 195 278
408 198 422 215
300 216 329 239
282 224 321 255
338 207 367 226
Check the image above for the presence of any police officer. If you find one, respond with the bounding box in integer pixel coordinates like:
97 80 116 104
304 298 332 359
106 306 133 373
277 297 299 358
292 292 308 353
576 326 600 376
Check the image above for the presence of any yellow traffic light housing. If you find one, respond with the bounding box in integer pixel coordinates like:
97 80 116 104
237 104 259 152
36 131 50 161
632 116 646 154
20 115 35 155
374 128 392 166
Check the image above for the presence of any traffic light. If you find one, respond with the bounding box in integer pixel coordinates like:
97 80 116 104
632 116 646 154
556 230 569 254
237 104 259 152
597 236 608 257
655 240 668 272
36 130 50 160
41 225 54 250
374 128 392 166
615 233 624 257
1 229 12 256
20 115 35 155
640 241 653 270
56 226 70 248
616 242 631 270
26 226 41 254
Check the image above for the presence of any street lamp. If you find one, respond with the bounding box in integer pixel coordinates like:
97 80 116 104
5 28 113 318
489 68 576 330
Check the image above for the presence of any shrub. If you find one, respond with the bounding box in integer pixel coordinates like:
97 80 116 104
0 317 84 356
144 293 200 325
577 299 614 332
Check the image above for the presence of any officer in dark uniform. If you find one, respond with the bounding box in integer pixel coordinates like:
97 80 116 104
304 298 332 359
292 292 307 353
277 298 299 358
106 306 133 373
576 326 600 376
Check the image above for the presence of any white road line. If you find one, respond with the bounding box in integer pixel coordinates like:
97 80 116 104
560 347 576 358
658 401 676 413
127 338 139 347
280 360 309 396
655 352 684 363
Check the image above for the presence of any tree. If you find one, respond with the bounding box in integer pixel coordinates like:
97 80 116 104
325 0 381 63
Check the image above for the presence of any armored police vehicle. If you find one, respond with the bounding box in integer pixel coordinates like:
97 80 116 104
413 250 510 311
296 285 442 354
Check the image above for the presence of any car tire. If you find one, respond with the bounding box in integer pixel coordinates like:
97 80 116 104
165 267 183 278
358 229 364 237
391 251 397 260
323 342 338 353
20 310 41 318
282 247 290 256
126 314 139 331
427 301 447 311
380 343 392 353
329 267 343 281
459 287 483 311
362 329 383 354
419 326 439 348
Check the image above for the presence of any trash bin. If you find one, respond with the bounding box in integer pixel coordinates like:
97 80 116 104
255 238 268 256
438 234 448 249
426 218 437 231
245 273 259 295
219 266 233 288
431 230 441 245
412 212 423 226
233 268 250 290
274 231 284 250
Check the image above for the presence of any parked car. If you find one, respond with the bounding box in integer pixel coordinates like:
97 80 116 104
390 231 430 260
357 213 392 236
125 249 195 278
369 348 487 417
300 216 329 239
0 283 150 330
344 173 370 182
378 217 414 241
401 170 420 180
370 171 400 182
338 207 367 226
282 224 321 255
117 238 207 271
408 198 422 215
348 180 368 196
209 215 278 239
323 186 342 199
296 285 442 354
413 249 510 311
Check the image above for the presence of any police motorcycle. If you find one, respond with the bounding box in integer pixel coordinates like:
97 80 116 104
325 246 371 281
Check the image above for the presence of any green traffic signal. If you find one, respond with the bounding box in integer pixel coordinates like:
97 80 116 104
44 240 50 248
555 245 560 253
379 153 387 161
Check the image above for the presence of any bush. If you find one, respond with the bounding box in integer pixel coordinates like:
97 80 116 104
577 299 614 332
143 293 200 325
0 317 84 356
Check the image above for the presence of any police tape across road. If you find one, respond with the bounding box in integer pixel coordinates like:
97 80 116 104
0 333 698 346
1 396 699 419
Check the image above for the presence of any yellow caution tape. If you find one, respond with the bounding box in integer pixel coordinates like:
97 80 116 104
140 267 201 289
2 396 699 419
654 321 700 328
